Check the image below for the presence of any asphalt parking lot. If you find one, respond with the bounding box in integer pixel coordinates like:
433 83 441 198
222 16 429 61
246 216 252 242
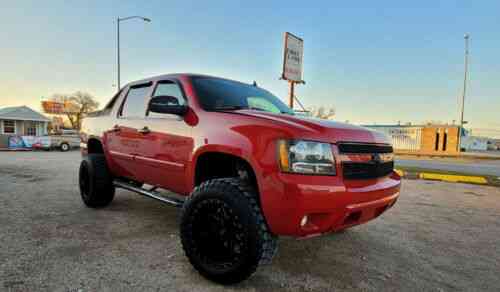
1 151 499 291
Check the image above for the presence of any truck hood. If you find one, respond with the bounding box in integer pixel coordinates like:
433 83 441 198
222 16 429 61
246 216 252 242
236 110 391 145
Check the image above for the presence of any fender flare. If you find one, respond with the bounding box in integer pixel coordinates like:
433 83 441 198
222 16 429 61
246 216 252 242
187 144 263 193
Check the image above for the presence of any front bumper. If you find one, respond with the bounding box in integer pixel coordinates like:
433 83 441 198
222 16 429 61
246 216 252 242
260 171 401 237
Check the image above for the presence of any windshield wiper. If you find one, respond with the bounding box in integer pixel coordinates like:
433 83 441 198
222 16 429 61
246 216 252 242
213 106 267 112
213 105 290 114
212 105 247 111
248 107 267 112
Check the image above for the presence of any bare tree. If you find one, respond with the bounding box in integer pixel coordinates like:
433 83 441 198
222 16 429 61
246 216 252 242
49 92 99 130
308 106 335 120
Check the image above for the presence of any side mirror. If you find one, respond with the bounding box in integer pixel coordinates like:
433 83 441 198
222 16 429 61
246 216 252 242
148 95 188 116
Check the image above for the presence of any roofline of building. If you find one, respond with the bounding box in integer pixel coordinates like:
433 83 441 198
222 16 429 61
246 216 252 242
0 117 50 122
363 124 460 128
0 106 51 122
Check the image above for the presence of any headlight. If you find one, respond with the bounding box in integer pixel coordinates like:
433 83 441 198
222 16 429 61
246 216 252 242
278 140 336 175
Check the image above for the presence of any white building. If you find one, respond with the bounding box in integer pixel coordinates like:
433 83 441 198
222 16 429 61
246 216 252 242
0 106 50 148
461 136 491 151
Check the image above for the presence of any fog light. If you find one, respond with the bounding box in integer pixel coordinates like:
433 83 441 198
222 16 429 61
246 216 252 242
300 215 308 227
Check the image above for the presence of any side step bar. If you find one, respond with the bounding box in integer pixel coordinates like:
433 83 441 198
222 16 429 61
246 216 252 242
113 180 184 208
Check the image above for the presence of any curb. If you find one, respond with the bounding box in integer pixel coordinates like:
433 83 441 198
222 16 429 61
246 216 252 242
395 153 500 161
0 148 33 152
395 168 500 187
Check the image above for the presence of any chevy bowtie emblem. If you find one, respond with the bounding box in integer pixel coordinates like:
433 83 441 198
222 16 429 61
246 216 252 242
371 153 382 163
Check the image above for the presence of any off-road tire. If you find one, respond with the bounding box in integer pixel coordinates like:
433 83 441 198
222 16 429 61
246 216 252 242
60 142 70 152
79 154 115 208
180 178 278 284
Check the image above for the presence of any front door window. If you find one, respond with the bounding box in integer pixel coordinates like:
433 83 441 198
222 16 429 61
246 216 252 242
24 121 37 136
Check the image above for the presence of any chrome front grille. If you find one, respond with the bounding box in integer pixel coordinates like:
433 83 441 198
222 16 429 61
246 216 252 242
338 143 394 179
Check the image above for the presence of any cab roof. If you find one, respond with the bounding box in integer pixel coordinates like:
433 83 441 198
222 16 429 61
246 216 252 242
125 73 252 88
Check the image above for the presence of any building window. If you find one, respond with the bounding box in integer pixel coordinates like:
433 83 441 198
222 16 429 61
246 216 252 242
3 120 15 134
24 121 37 136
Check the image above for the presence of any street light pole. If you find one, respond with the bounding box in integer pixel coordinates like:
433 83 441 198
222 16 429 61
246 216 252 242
117 17 120 92
457 33 470 153
116 16 151 92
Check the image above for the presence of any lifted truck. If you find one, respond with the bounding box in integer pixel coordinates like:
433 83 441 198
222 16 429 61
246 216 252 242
79 73 400 284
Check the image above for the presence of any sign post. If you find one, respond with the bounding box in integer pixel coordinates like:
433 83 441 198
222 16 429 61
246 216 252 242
288 80 295 109
281 32 304 109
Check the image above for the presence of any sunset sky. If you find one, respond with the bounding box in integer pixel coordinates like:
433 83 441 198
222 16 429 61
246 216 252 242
1 1 499 137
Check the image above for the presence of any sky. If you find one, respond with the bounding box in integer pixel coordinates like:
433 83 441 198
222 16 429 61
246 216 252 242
1 0 499 137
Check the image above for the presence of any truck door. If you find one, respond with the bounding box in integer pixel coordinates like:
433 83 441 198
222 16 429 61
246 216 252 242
106 83 153 180
133 80 194 194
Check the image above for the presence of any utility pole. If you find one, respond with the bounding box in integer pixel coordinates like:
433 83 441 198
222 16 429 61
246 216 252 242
457 34 470 153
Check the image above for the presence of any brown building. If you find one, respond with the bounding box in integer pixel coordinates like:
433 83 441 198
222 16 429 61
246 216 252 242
365 124 461 156
420 125 459 154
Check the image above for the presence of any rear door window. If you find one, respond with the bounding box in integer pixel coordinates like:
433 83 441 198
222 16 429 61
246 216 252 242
102 89 123 115
120 84 152 118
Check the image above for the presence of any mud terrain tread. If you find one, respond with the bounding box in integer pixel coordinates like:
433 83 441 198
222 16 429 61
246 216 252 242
180 177 278 284
79 154 115 208
229 178 278 265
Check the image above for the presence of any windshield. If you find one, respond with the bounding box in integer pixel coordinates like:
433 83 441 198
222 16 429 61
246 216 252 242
192 77 294 115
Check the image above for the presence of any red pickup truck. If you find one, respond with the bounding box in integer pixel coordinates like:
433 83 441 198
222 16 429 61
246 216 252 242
79 73 400 284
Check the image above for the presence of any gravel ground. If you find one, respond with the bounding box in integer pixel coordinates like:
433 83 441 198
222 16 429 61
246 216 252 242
1 151 499 291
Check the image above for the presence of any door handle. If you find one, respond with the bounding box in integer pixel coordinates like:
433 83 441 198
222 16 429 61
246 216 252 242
111 125 121 132
138 126 151 134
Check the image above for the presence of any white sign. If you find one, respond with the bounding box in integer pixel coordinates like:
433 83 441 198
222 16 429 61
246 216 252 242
282 32 304 82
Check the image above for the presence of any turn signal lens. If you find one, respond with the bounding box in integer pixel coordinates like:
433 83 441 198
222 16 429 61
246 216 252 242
278 140 290 171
